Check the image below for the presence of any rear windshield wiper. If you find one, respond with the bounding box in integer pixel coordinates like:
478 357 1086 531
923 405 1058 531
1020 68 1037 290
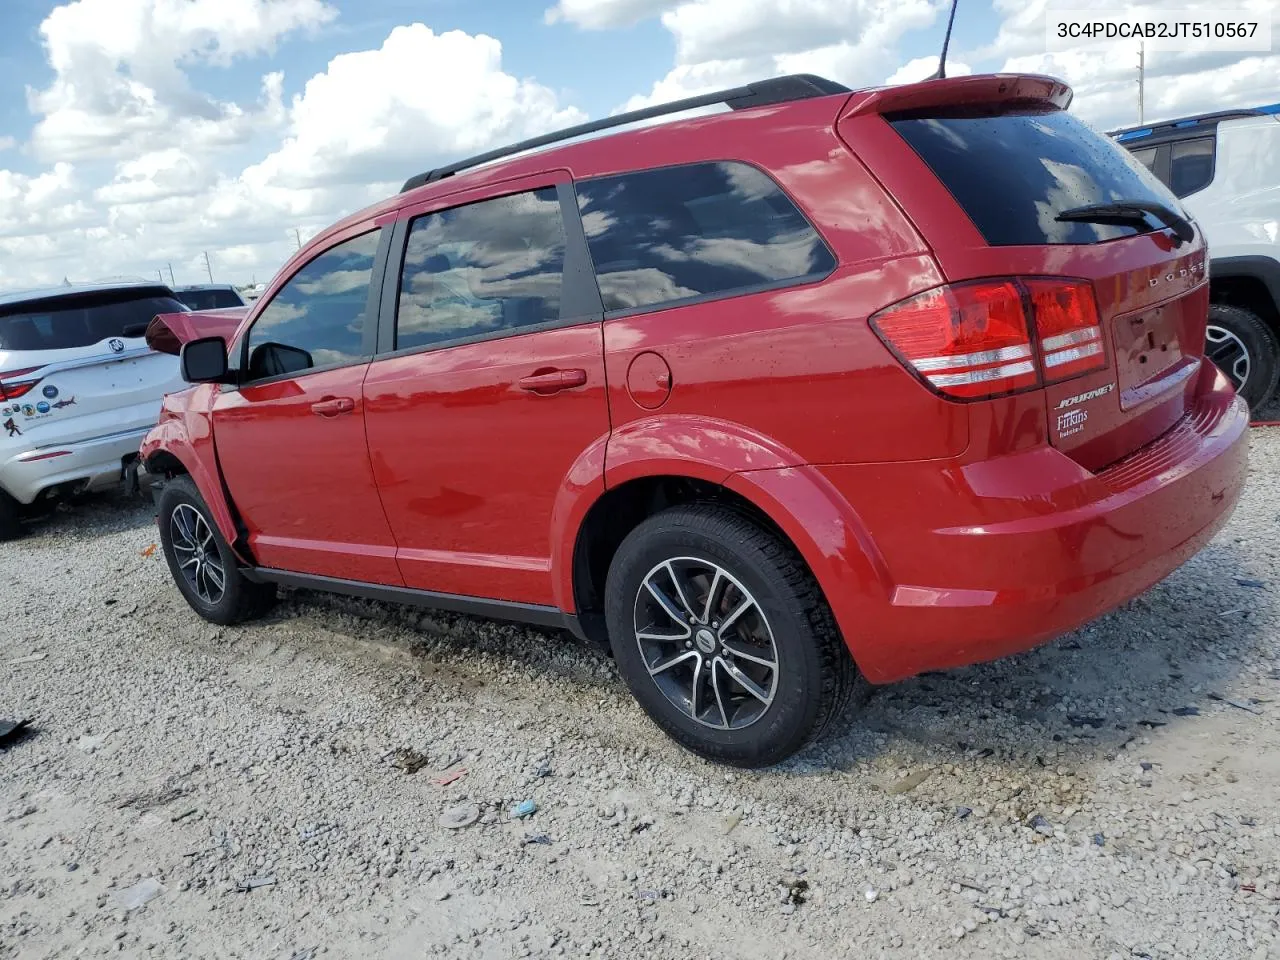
1056 201 1195 245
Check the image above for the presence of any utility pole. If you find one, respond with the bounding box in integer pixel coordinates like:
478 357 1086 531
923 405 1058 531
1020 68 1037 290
167 262 175 285
203 251 213 284
157 269 163 282
1137 41 1145 124
294 228 302 250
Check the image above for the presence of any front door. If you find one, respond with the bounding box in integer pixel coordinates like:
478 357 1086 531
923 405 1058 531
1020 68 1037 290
363 179 608 606
212 226 403 585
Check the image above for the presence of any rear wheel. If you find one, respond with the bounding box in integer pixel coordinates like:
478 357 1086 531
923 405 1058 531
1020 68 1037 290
0 490 21 541
1206 303 1279 412
604 505 859 768
157 476 274 625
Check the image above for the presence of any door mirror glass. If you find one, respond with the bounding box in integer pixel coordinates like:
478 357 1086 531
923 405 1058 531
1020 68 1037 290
248 341 314 379
180 336 232 384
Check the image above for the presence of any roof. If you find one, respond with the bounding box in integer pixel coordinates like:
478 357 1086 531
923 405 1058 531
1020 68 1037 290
1109 102 1280 144
0 279 174 309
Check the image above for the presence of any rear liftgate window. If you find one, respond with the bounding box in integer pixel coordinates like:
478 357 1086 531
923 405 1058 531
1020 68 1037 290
0 292 187 352
575 161 836 313
891 109 1183 246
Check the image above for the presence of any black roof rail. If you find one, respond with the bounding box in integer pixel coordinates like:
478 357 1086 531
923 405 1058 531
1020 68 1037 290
400 74 851 193
1108 103 1280 141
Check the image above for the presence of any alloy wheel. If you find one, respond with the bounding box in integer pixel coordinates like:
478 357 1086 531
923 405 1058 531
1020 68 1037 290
632 557 779 731
1205 323 1251 392
170 503 226 605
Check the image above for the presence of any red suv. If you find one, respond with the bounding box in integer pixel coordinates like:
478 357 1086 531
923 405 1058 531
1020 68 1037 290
141 73 1249 767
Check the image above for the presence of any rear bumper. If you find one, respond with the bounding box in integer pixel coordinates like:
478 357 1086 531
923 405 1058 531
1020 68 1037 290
0 426 152 504
817 366 1250 684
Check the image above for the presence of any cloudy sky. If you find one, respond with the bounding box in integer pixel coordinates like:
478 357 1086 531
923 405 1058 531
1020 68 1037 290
0 0 1277 291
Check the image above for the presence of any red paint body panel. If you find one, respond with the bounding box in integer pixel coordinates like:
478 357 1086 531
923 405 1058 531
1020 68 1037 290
140 72 1250 693
363 325 609 605
212 364 403 585
145 309 249 357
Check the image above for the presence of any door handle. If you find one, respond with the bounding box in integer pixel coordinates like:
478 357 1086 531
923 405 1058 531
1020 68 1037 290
311 396 355 417
518 369 588 394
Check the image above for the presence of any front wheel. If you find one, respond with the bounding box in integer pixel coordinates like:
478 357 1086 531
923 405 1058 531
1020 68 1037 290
604 505 859 768
1206 303 1280 412
157 476 274 625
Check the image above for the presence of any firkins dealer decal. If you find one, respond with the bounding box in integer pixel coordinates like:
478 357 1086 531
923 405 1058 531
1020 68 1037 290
1054 383 1115 439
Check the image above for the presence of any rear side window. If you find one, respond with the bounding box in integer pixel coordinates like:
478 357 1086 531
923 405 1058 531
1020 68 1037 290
176 288 244 311
244 230 380 381
891 109 1182 246
576 161 836 313
1170 138 1214 197
395 188 566 351
0 292 187 352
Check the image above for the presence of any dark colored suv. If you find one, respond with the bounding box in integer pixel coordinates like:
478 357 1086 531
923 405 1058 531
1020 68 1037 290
142 73 1248 767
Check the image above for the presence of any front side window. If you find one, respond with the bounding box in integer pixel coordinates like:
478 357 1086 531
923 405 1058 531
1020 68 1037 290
244 230 380 381
1169 138 1215 197
575 161 836 314
395 188 566 351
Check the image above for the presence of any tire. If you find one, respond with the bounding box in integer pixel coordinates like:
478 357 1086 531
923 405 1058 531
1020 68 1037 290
157 475 274 625
0 489 21 541
1206 303 1280 412
604 505 859 768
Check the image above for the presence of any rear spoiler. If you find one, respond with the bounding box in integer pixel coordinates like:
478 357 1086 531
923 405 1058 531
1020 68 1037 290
843 73 1072 118
144 308 248 357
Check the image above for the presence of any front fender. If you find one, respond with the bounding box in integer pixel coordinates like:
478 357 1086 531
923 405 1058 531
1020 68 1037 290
141 386 244 562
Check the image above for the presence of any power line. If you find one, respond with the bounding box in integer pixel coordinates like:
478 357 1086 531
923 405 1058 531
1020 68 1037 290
203 251 213 284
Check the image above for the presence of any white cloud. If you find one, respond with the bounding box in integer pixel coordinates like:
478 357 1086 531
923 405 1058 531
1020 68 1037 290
245 24 587 191
28 0 331 161
883 56 971 86
544 0 674 28
619 0 948 111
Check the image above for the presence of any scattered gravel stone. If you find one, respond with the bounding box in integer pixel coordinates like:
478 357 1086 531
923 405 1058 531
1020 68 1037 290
3 434 1280 957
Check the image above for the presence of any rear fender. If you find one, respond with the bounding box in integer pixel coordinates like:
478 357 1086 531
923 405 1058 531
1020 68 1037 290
140 385 246 563
551 417 895 678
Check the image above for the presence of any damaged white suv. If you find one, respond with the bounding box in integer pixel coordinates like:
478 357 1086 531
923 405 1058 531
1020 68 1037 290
1111 103 1280 411
0 281 190 539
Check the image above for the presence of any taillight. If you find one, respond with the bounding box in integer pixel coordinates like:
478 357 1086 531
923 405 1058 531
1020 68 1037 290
871 278 1106 400
1025 279 1105 382
0 367 43 401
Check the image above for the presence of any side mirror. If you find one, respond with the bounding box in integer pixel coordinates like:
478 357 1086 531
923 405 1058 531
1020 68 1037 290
180 336 234 384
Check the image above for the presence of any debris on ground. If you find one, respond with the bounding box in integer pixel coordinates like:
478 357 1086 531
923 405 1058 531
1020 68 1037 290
955 806 972 819
1235 577 1266 588
523 833 553 845
1067 715 1105 728
391 748 429 774
170 808 197 822
510 798 537 819
8 653 47 665
1208 692 1263 714
430 767 467 786
439 803 480 830
1093 833 1106 846
864 888 879 903
111 877 165 911
141 543 158 558
1171 706 1200 717
779 877 809 905
235 875 276 892
1028 815 1054 836
885 769 931 794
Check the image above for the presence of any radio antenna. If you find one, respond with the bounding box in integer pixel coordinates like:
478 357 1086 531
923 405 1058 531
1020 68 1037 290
927 0 960 80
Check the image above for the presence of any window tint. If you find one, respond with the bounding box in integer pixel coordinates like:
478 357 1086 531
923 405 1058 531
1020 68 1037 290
0 292 187 352
891 108 1182 245
1170 138 1215 197
575 161 835 313
1130 146 1158 173
396 189 566 351
176 288 245 311
244 230 379 381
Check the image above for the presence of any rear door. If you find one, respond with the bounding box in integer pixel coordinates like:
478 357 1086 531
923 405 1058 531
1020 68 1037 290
851 99 1209 471
362 174 609 606
0 288 186 447
211 227 403 585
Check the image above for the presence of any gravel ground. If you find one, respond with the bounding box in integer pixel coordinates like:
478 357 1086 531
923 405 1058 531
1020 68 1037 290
2 431 1280 960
